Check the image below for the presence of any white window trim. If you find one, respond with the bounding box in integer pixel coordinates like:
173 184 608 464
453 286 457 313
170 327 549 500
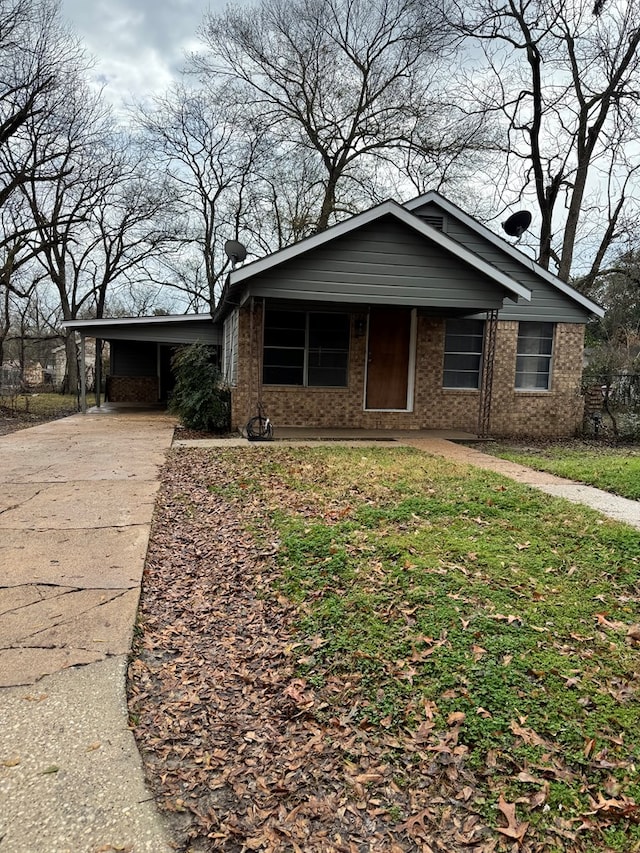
442 319 485 391
515 322 555 392
262 309 350 388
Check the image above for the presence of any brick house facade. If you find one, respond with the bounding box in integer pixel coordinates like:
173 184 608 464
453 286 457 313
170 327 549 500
229 301 586 438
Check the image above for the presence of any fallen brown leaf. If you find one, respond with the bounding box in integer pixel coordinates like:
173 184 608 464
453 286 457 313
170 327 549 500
496 794 529 841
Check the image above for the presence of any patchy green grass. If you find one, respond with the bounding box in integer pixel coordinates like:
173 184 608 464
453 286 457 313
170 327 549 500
482 442 640 501
223 446 640 850
0 392 79 415
0 393 79 434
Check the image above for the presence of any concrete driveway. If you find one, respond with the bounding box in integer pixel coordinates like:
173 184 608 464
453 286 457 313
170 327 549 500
0 411 177 853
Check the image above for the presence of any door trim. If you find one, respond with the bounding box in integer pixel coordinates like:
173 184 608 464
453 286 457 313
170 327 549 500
363 308 416 412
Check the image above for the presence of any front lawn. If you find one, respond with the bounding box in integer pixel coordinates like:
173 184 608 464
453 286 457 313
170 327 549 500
0 392 79 435
129 446 640 852
481 441 640 501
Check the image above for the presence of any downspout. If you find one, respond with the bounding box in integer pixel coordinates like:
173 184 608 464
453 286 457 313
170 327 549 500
248 296 254 413
258 297 266 405
156 343 161 403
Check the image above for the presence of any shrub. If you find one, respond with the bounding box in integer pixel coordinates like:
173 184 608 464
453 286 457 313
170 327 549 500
169 343 230 433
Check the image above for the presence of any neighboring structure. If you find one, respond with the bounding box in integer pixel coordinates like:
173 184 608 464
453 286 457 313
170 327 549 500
63 192 604 437
1 360 53 393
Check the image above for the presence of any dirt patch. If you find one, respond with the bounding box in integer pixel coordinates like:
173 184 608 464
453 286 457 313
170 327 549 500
174 425 240 442
0 400 79 436
471 437 639 454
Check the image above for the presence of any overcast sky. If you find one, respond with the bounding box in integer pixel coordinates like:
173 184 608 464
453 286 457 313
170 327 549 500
60 0 249 113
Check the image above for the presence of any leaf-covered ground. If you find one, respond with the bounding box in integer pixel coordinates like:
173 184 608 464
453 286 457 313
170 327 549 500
128 447 640 853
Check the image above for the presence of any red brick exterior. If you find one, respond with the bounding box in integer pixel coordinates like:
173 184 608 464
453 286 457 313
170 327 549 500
106 376 158 403
230 303 585 438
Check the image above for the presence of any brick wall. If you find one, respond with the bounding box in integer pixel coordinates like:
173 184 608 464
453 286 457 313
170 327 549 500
106 376 159 403
486 322 585 437
230 304 585 438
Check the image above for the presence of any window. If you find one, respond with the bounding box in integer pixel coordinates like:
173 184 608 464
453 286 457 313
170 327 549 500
263 309 350 386
516 322 554 390
443 319 484 389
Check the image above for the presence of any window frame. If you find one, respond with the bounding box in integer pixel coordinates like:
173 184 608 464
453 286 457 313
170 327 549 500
515 321 555 391
262 309 350 388
442 318 485 390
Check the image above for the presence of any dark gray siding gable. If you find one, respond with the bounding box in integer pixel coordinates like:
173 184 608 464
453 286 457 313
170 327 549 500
411 201 591 323
246 216 516 311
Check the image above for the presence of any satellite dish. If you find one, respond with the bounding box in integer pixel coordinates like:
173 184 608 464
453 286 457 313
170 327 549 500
502 210 532 238
224 239 247 268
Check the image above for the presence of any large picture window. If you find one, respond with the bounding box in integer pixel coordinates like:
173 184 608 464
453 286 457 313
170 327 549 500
443 319 484 389
516 322 554 390
263 309 350 386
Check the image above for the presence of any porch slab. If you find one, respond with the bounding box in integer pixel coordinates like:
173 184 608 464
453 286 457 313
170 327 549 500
272 428 481 441
173 428 481 448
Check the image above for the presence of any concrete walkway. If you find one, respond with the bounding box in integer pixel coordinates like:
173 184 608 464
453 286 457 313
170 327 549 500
401 437 640 531
0 411 177 853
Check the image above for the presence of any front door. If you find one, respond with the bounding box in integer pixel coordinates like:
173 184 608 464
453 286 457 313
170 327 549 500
365 307 412 410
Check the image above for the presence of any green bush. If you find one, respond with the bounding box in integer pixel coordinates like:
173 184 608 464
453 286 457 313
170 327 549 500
169 343 230 433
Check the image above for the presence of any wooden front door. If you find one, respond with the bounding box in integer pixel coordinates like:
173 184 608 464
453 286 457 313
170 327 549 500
365 307 412 410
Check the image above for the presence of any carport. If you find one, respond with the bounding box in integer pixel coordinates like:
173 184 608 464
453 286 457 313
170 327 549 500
61 314 222 412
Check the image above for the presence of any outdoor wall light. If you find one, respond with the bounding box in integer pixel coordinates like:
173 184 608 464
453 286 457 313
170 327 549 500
354 315 367 337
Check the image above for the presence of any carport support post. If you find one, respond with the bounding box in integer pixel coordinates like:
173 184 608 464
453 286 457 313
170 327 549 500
95 338 102 408
79 334 87 413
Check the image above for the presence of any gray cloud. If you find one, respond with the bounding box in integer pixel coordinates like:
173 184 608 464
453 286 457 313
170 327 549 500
60 0 239 110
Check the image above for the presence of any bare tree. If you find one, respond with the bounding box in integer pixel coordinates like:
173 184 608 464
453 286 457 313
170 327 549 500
192 0 472 233
14 78 179 391
448 0 640 282
0 0 86 213
139 85 270 309
0 0 91 377
76 153 180 321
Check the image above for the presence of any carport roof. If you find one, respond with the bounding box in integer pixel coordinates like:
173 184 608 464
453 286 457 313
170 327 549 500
61 314 220 345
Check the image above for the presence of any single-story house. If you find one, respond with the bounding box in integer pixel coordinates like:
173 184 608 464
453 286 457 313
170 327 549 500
63 191 604 437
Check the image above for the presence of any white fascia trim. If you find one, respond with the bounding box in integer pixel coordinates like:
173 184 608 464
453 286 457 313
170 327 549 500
229 200 531 303
405 192 605 318
61 313 213 330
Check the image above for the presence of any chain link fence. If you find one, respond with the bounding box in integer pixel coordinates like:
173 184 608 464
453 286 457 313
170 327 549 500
582 373 640 440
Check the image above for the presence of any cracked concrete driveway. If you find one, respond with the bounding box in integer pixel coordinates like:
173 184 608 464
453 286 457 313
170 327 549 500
0 410 177 852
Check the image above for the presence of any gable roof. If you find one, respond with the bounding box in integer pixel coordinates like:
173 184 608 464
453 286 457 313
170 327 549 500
404 191 605 318
216 199 532 319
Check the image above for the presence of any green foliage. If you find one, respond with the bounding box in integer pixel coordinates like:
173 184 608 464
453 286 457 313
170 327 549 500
169 343 230 433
